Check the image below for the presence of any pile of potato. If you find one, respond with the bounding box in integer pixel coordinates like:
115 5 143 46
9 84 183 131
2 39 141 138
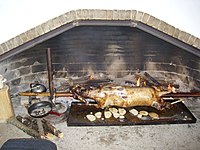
85 107 159 122
129 108 159 120
86 107 127 122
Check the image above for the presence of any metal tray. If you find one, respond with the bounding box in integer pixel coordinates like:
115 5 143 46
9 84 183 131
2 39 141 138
67 102 196 126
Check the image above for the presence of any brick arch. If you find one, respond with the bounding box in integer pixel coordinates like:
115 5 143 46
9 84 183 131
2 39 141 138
0 9 200 61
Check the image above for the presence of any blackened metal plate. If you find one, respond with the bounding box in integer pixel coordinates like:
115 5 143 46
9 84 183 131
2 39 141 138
67 102 196 126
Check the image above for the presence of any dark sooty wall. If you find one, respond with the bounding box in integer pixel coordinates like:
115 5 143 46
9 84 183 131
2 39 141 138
0 25 199 95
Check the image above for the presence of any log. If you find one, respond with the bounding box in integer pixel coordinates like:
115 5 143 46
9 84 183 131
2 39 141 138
144 72 162 86
16 115 56 140
42 119 63 138
24 115 63 138
19 92 73 97
143 72 179 88
36 118 45 137
7 117 40 138
16 115 37 130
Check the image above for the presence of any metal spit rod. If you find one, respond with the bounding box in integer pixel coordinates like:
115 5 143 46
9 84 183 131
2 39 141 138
46 48 54 102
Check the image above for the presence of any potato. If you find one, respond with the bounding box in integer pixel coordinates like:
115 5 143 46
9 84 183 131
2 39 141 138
129 108 138 116
104 111 112 118
149 112 159 119
119 115 125 119
86 114 96 122
94 112 102 119
137 114 142 119
109 107 118 114
118 108 126 116
139 110 148 116
113 112 120 118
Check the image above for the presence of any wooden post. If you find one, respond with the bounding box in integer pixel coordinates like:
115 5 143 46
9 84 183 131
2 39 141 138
0 85 14 122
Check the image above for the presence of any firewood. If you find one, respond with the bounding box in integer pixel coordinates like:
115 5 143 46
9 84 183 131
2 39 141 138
16 115 56 140
42 119 64 138
16 115 38 130
144 72 162 86
24 115 63 138
7 117 40 138
36 118 45 136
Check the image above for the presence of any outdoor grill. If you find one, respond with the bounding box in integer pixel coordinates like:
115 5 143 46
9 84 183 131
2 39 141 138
0 10 199 127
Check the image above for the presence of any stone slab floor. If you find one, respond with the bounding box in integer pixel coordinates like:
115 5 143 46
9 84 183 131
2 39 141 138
1 116 200 150
1 100 200 150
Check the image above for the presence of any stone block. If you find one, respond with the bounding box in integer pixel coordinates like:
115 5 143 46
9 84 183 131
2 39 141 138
11 36 21 49
90 9 107 20
69 10 78 21
135 11 144 21
32 64 47 73
24 74 37 82
75 9 82 19
19 66 31 76
28 28 39 41
11 78 21 86
166 25 175 36
142 13 150 24
130 10 137 20
2 40 14 53
57 14 68 25
35 25 45 37
172 28 180 39
106 10 113 19
19 33 29 44
187 35 196 45
112 10 120 20
1 43 9 53
178 31 190 43
158 21 167 31
45 20 56 32
0 44 4 55
147 16 161 28
193 38 200 48
10 62 22 70
76 9 90 20
51 17 62 29
25 29 35 40
40 22 51 34
163 24 173 35
118 10 131 20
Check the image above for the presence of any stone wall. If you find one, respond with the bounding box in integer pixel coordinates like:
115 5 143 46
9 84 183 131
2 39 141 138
0 25 199 96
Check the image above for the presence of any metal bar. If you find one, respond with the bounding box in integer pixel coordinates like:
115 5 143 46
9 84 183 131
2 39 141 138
46 48 54 102
19 92 73 97
162 92 200 98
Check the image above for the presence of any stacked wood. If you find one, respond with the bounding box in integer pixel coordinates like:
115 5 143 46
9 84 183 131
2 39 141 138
7 115 63 140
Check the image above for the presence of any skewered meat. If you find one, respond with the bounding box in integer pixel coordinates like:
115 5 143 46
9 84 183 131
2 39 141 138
71 83 173 110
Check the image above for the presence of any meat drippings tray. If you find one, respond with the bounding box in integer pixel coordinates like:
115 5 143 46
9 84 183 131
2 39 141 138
67 102 196 126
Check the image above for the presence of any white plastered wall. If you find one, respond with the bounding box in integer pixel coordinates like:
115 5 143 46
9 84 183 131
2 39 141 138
0 0 199 43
